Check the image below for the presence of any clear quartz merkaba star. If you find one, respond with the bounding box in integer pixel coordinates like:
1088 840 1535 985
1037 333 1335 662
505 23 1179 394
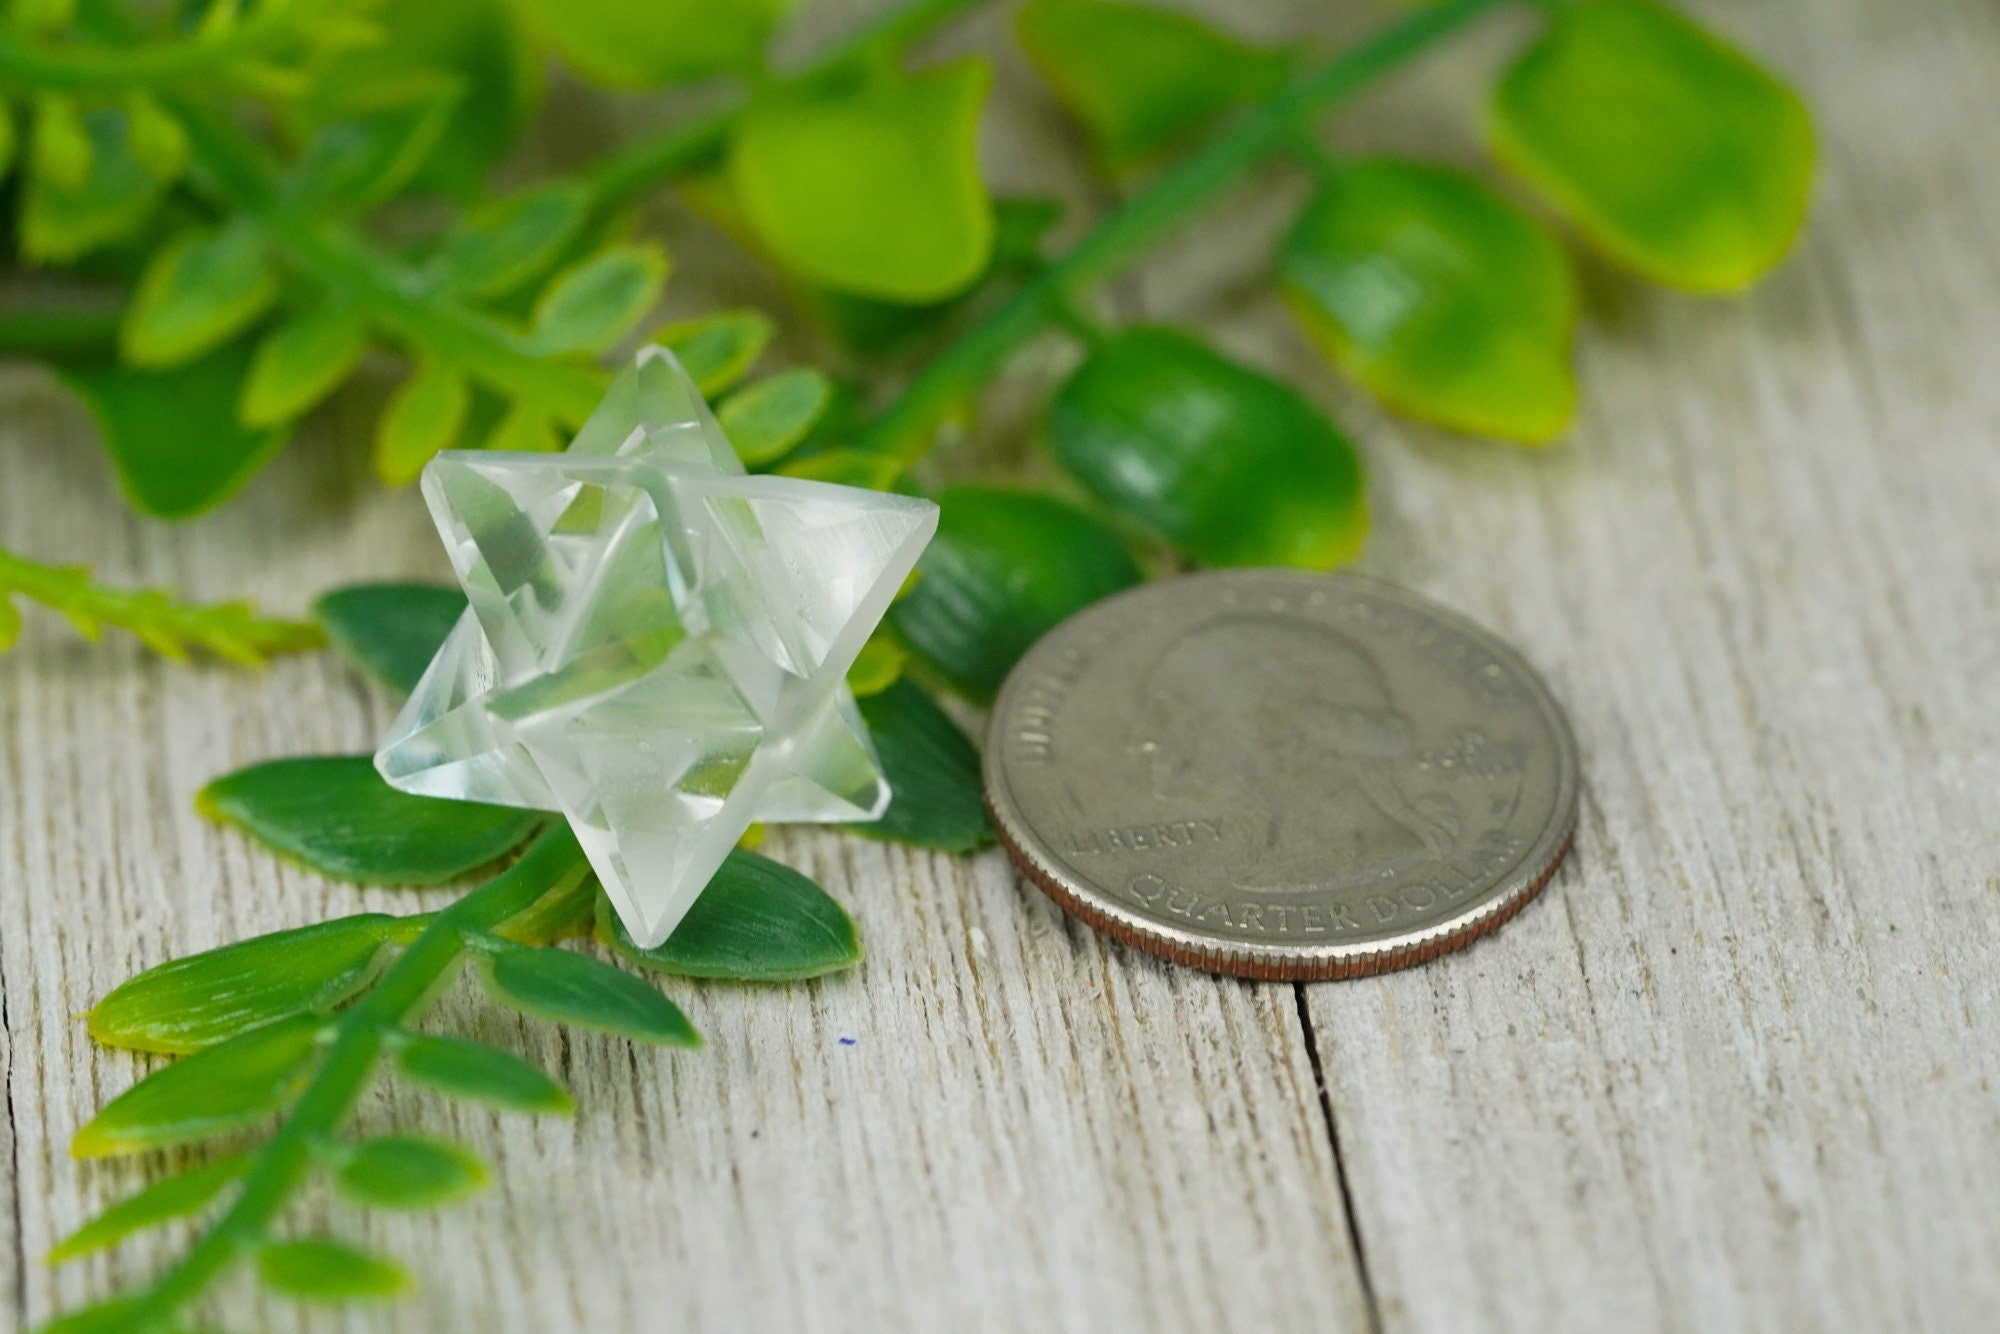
375 346 938 948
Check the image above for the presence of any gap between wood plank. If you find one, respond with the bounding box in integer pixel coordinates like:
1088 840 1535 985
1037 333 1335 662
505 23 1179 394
1294 984 1383 1334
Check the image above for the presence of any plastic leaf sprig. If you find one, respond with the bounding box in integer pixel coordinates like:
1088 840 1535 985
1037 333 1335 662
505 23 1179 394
0 547 322 663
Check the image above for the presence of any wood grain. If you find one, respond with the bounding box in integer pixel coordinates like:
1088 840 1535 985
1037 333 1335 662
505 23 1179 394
4 0 1998 1330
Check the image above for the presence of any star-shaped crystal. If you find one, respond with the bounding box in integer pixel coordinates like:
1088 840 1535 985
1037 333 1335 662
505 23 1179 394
375 346 937 947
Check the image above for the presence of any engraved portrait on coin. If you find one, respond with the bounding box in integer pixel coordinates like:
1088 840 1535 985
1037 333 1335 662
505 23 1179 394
985 570 1579 980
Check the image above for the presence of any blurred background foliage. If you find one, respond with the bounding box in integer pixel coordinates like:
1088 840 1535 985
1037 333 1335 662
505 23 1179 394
0 0 1813 705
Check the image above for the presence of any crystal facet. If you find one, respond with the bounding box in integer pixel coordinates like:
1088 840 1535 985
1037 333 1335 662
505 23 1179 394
376 346 938 947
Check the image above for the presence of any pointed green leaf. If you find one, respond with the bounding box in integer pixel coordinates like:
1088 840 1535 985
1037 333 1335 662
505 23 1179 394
375 359 470 486
241 303 370 427
518 0 789 87
719 369 832 466
481 947 699 1046
1279 158 1577 443
54 340 287 519
596 850 860 981
1489 0 1814 292
314 582 468 695
88 915 399 1055
21 103 168 263
655 309 772 396
257 1238 410 1302
1018 0 1290 173
122 92 187 183
852 679 991 851
122 224 278 368
437 183 590 298
198 755 539 885
729 60 994 302
889 486 1142 702
49 1155 251 1261
393 1032 573 1114
73 1015 324 1158
335 1136 486 1210
1048 326 1366 568
529 244 669 356
288 85 459 214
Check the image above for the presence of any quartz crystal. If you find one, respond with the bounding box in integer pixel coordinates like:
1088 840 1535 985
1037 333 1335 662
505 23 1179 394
376 346 938 947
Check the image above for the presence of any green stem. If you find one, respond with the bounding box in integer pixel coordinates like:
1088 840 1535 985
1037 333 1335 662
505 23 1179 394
126 826 591 1328
854 0 1513 460
0 1 316 91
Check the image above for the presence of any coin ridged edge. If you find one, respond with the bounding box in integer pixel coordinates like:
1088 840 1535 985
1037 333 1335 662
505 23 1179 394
981 570 1581 981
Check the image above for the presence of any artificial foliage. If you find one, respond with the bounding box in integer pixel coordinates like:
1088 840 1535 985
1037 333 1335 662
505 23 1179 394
0 0 1815 1326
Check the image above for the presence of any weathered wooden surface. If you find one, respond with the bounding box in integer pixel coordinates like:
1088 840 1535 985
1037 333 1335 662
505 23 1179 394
5 0 1998 1329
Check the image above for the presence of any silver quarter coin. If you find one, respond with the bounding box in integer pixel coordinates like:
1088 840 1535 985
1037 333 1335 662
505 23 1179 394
983 570 1579 980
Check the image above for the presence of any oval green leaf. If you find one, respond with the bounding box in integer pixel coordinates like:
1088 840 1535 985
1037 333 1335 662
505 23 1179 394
1017 0 1290 173
529 244 669 356
197 755 540 885
393 1032 574 1114
313 582 468 695
519 0 788 87
719 368 832 466
122 224 278 369
257 1237 410 1302
241 302 370 428
21 103 166 263
375 358 470 486
287 87 458 214
853 678 991 851
48 1155 250 1262
595 849 860 981
88 914 399 1055
437 182 591 298
54 339 288 519
1279 157 1577 443
1488 0 1814 292
122 92 186 183
888 485 1142 702
335 1136 487 1210
654 308 773 397
1048 326 1366 568
729 59 994 302
481 946 699 1046
73 1015 324 1158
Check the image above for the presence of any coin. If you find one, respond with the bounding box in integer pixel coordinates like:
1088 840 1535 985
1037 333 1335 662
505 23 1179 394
983 570 1579 980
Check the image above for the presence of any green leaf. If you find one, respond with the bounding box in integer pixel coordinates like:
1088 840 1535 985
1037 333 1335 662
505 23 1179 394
1048 326 1366 568
393 1032 574 1114
655 309 772 396
1017 0 1290 173
34 1299 151 1334
73 1015 323 1158
20 103 168 263
1279 158 1577 443
54 340 288 519
88 915 399 1055
335 1136 486 1210
845 632 906 697
314 582 467 694
888 486 1142 701
288 84 460 214
517 0 789 88
299 0 538 198
258 1238 410 1302
1488 0 1814 292
595 850 860 981
776 447 902 491
729 59 994 302
122 92 187 183
121 224 279 368
198 755 540 885
375 359 470 486
437 183 590 298
719 369 832 466
854 679 991 850
0 596 19 652
484 403 563 453
31 94 90 192
48 1155 250 1261
241 303 370 427
481 947 700 1046
529 244 669 356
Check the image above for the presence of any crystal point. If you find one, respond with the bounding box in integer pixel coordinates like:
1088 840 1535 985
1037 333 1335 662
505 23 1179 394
377 347 936 947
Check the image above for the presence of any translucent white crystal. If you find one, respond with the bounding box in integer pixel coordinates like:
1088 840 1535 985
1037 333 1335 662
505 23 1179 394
376 346 937 947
